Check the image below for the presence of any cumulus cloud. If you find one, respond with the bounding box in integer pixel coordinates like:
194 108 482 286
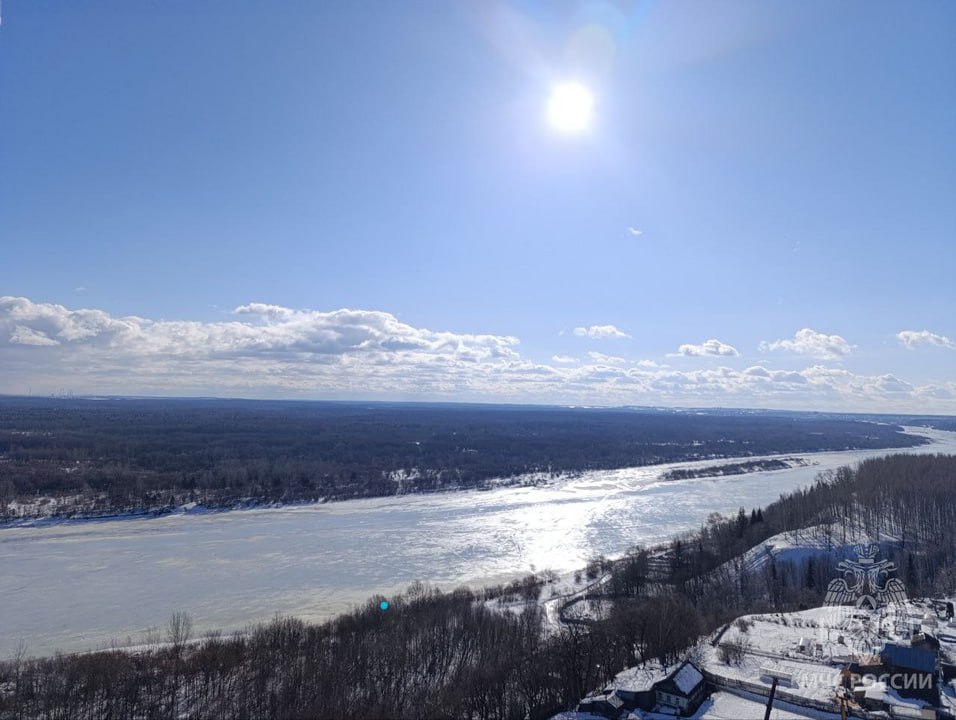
675 339 739 357
759 328 852 360
10 325 61 346
897 330 955 350
573 324 630 339
627 227 643 236
871 374 914 394
1 297 953 413
0 296 521 392
916 384 955 400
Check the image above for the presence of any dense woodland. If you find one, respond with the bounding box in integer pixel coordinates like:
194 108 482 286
0 397 939 519
2 453 955 719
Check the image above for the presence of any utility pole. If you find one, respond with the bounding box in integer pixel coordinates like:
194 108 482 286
836 687 848 720
763 676 779 720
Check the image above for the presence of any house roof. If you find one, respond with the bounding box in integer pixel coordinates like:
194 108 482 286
655 661 705 697
579 692 623 709
673 662 704 694
880 643 936 673
608 663 668 693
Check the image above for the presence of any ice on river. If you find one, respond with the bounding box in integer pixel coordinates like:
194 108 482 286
2 426 954 657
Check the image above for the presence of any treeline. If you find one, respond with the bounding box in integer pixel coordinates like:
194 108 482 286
3 454 955 719
624 453 956 627
0 589 637 719
0 397 930 518
0 586 702 720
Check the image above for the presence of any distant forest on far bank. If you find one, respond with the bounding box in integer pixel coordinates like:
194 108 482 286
0 397 946 519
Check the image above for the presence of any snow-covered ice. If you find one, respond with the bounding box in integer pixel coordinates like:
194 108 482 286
3 426 955 657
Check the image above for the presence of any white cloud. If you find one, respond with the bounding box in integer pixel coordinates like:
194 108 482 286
871 374 914 394
10 325 60 346
676 339 739 357
587 351 625 364
573 324 630 339
1 296 953 413
897 330 955 350
0 296 520 382
916 384 955 400
627 227 643 236
759 328 852 360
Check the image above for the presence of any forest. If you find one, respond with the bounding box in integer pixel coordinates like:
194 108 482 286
2 453 955 719
0 396 939 519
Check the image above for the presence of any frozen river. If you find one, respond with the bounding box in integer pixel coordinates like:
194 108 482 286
3 426 955 656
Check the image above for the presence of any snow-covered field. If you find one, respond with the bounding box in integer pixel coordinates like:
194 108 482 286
692 690 840 720
702 601 956 718
2 427 954 657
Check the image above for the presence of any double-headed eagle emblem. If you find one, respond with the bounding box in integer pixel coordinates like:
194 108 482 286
824 544 906 609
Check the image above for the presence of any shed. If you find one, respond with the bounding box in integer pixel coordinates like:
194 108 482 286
880 643 938 704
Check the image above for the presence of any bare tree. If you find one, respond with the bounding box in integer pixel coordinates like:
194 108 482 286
167 610 193 649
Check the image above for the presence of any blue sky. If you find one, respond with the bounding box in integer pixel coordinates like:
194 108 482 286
1 1 954 411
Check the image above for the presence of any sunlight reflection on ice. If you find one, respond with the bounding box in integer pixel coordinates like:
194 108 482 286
2 427 954 656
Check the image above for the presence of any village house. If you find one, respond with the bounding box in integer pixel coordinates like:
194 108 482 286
576 660 709 718
653 661 708 716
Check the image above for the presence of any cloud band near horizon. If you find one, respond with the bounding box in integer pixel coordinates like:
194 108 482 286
1 296 953 412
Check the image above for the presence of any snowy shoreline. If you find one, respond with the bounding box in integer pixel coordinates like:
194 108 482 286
0 426 936 530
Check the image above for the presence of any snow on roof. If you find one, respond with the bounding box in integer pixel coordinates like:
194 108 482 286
609 663 668 692
862 682 929 714
578 692 623 709
863 681 891 703
672 662 704 694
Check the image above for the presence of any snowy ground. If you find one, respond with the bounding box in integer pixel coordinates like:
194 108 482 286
704 601 956 717
552 691 839 720
692 690 840 720
573 599 954 720
3 426 955 657
732 522 900 577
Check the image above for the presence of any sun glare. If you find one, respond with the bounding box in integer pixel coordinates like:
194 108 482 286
546 82 594 134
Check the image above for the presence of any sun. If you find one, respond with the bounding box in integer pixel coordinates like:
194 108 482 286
546 82 595 134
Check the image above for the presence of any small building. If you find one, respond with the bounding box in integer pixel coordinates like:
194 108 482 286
880 643 938 705
653 661 707 716
854 681 936 719
605 665 662 712
760 666 797 688
576 691 625 719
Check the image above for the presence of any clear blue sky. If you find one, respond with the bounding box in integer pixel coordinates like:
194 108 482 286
1 1 954 411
